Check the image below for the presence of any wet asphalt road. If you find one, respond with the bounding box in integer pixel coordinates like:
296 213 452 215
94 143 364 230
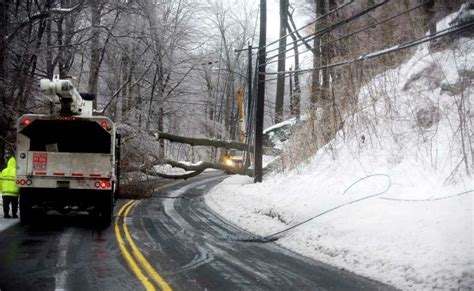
0 205 142 290
0 172 395 290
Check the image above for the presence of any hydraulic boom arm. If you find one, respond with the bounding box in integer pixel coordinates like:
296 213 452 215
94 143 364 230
40 75 92 116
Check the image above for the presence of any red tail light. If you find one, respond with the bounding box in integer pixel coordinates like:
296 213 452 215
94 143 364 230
23 119 31 126
95 181 110 189
100 120 112 131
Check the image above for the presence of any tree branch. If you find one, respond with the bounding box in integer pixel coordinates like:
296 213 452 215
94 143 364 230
164 160 253 176
159 131 247 150
6 4 84 42
149 167 205 180
158 131 281 155
287 8 313 52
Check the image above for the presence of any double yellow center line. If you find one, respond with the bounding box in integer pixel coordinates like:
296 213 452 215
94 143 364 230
114 200 172 291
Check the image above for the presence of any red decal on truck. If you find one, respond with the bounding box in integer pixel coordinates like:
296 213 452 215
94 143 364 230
33 152 48 171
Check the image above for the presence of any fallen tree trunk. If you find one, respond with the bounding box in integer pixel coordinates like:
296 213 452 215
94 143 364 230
125 164 208 180
158 132 247 150
158 131 281 156
143 162 251 179
150 168 205 180
122 132 283 180
126 158 281 180
164 160 253 176
152 158 280 180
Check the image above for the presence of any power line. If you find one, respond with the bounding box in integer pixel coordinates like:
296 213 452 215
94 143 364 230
263 74 292 83
379 190 473 202
263 174 392 241
263 0 390 60
264 0 390 61
263 0 431 68
262 0 356 50
261 21 474 78
164 101 217 106
265 98 276 104
120 95 237 106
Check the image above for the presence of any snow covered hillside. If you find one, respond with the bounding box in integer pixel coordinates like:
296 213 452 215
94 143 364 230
206 13 473 291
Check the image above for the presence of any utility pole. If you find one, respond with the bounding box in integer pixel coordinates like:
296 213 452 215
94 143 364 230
247 43 253 124
245 44 253 169
289 66 293 115
255 0 267 183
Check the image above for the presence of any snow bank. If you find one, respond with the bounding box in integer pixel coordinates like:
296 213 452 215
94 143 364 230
206 14 474 290
0 217 17 232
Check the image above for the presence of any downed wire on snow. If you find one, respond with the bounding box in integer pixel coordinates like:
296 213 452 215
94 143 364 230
155 195 191 200
260 174 392 242
234 236 279 243
379 190 474 202
244 176 471 243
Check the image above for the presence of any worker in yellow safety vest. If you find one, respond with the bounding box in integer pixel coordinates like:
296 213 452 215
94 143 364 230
0 157 19 218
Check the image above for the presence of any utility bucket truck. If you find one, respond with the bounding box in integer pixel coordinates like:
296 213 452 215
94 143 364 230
15 76 120 227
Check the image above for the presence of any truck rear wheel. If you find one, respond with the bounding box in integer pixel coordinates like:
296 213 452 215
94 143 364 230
19 192 32 224
98 190 113 228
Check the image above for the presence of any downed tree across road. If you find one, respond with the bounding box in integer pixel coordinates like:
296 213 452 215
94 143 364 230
157 132 281 156
126 131 283 180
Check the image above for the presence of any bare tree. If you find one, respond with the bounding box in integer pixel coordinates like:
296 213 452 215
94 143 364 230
286 6 301 118
310 0 324 107
274 0 288 123
87 0 101 109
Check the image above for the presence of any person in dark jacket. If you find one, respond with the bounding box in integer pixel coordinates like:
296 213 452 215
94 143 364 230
0 157 19 218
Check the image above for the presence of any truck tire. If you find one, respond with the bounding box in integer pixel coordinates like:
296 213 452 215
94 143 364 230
19 192 32 224
98 190 113 228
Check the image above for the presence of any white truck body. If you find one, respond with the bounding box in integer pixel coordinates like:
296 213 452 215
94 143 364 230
15 76 119 226
15 113 118 226
16 114 116 190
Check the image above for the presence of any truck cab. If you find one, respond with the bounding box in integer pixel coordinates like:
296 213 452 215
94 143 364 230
223 149 244 169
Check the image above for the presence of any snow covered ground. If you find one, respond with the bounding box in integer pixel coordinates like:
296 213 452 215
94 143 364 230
206 12 473 291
